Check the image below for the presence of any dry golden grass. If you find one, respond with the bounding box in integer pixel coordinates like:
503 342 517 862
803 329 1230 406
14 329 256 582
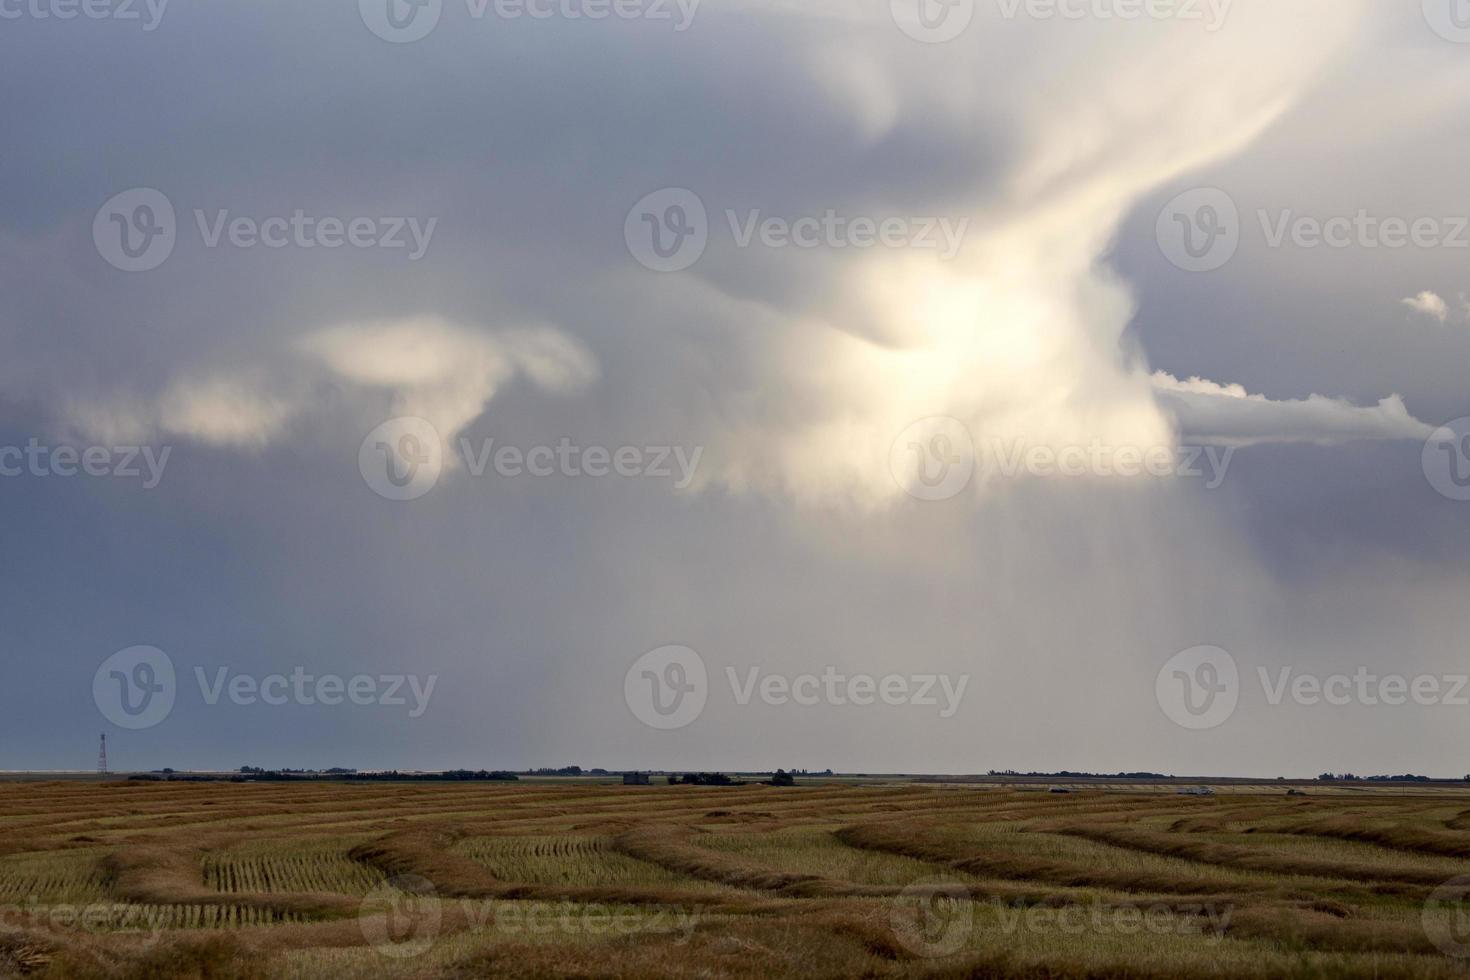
2 781 1470 978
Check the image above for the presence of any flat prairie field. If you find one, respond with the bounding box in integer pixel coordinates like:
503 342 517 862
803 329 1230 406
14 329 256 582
3 780 1470 978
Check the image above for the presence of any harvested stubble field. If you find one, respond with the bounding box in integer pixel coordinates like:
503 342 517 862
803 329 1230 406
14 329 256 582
2 781 1470 978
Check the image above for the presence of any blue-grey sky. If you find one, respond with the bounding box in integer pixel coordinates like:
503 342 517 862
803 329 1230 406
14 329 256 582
3 0 1470 777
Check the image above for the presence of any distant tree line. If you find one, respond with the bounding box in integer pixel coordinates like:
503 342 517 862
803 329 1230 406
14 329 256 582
988 770 1172 779
345 770 519 782
667 773 744 786
1315 773 1447 783
130 768 521 783
528 766 609 775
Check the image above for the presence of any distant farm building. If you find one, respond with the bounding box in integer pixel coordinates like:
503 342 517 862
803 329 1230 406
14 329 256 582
622 772 651 785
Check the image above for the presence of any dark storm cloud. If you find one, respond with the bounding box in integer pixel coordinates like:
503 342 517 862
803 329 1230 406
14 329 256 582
3 0 1468 778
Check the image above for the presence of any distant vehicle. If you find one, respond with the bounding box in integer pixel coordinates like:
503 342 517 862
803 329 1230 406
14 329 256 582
1048 787 1071 794
1178 786 1216 796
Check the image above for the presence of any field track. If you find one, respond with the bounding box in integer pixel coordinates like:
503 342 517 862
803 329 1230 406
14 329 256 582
2 779 1470 978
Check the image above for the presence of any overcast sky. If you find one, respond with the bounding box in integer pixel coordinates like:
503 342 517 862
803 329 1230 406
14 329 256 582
3 0 1470 777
